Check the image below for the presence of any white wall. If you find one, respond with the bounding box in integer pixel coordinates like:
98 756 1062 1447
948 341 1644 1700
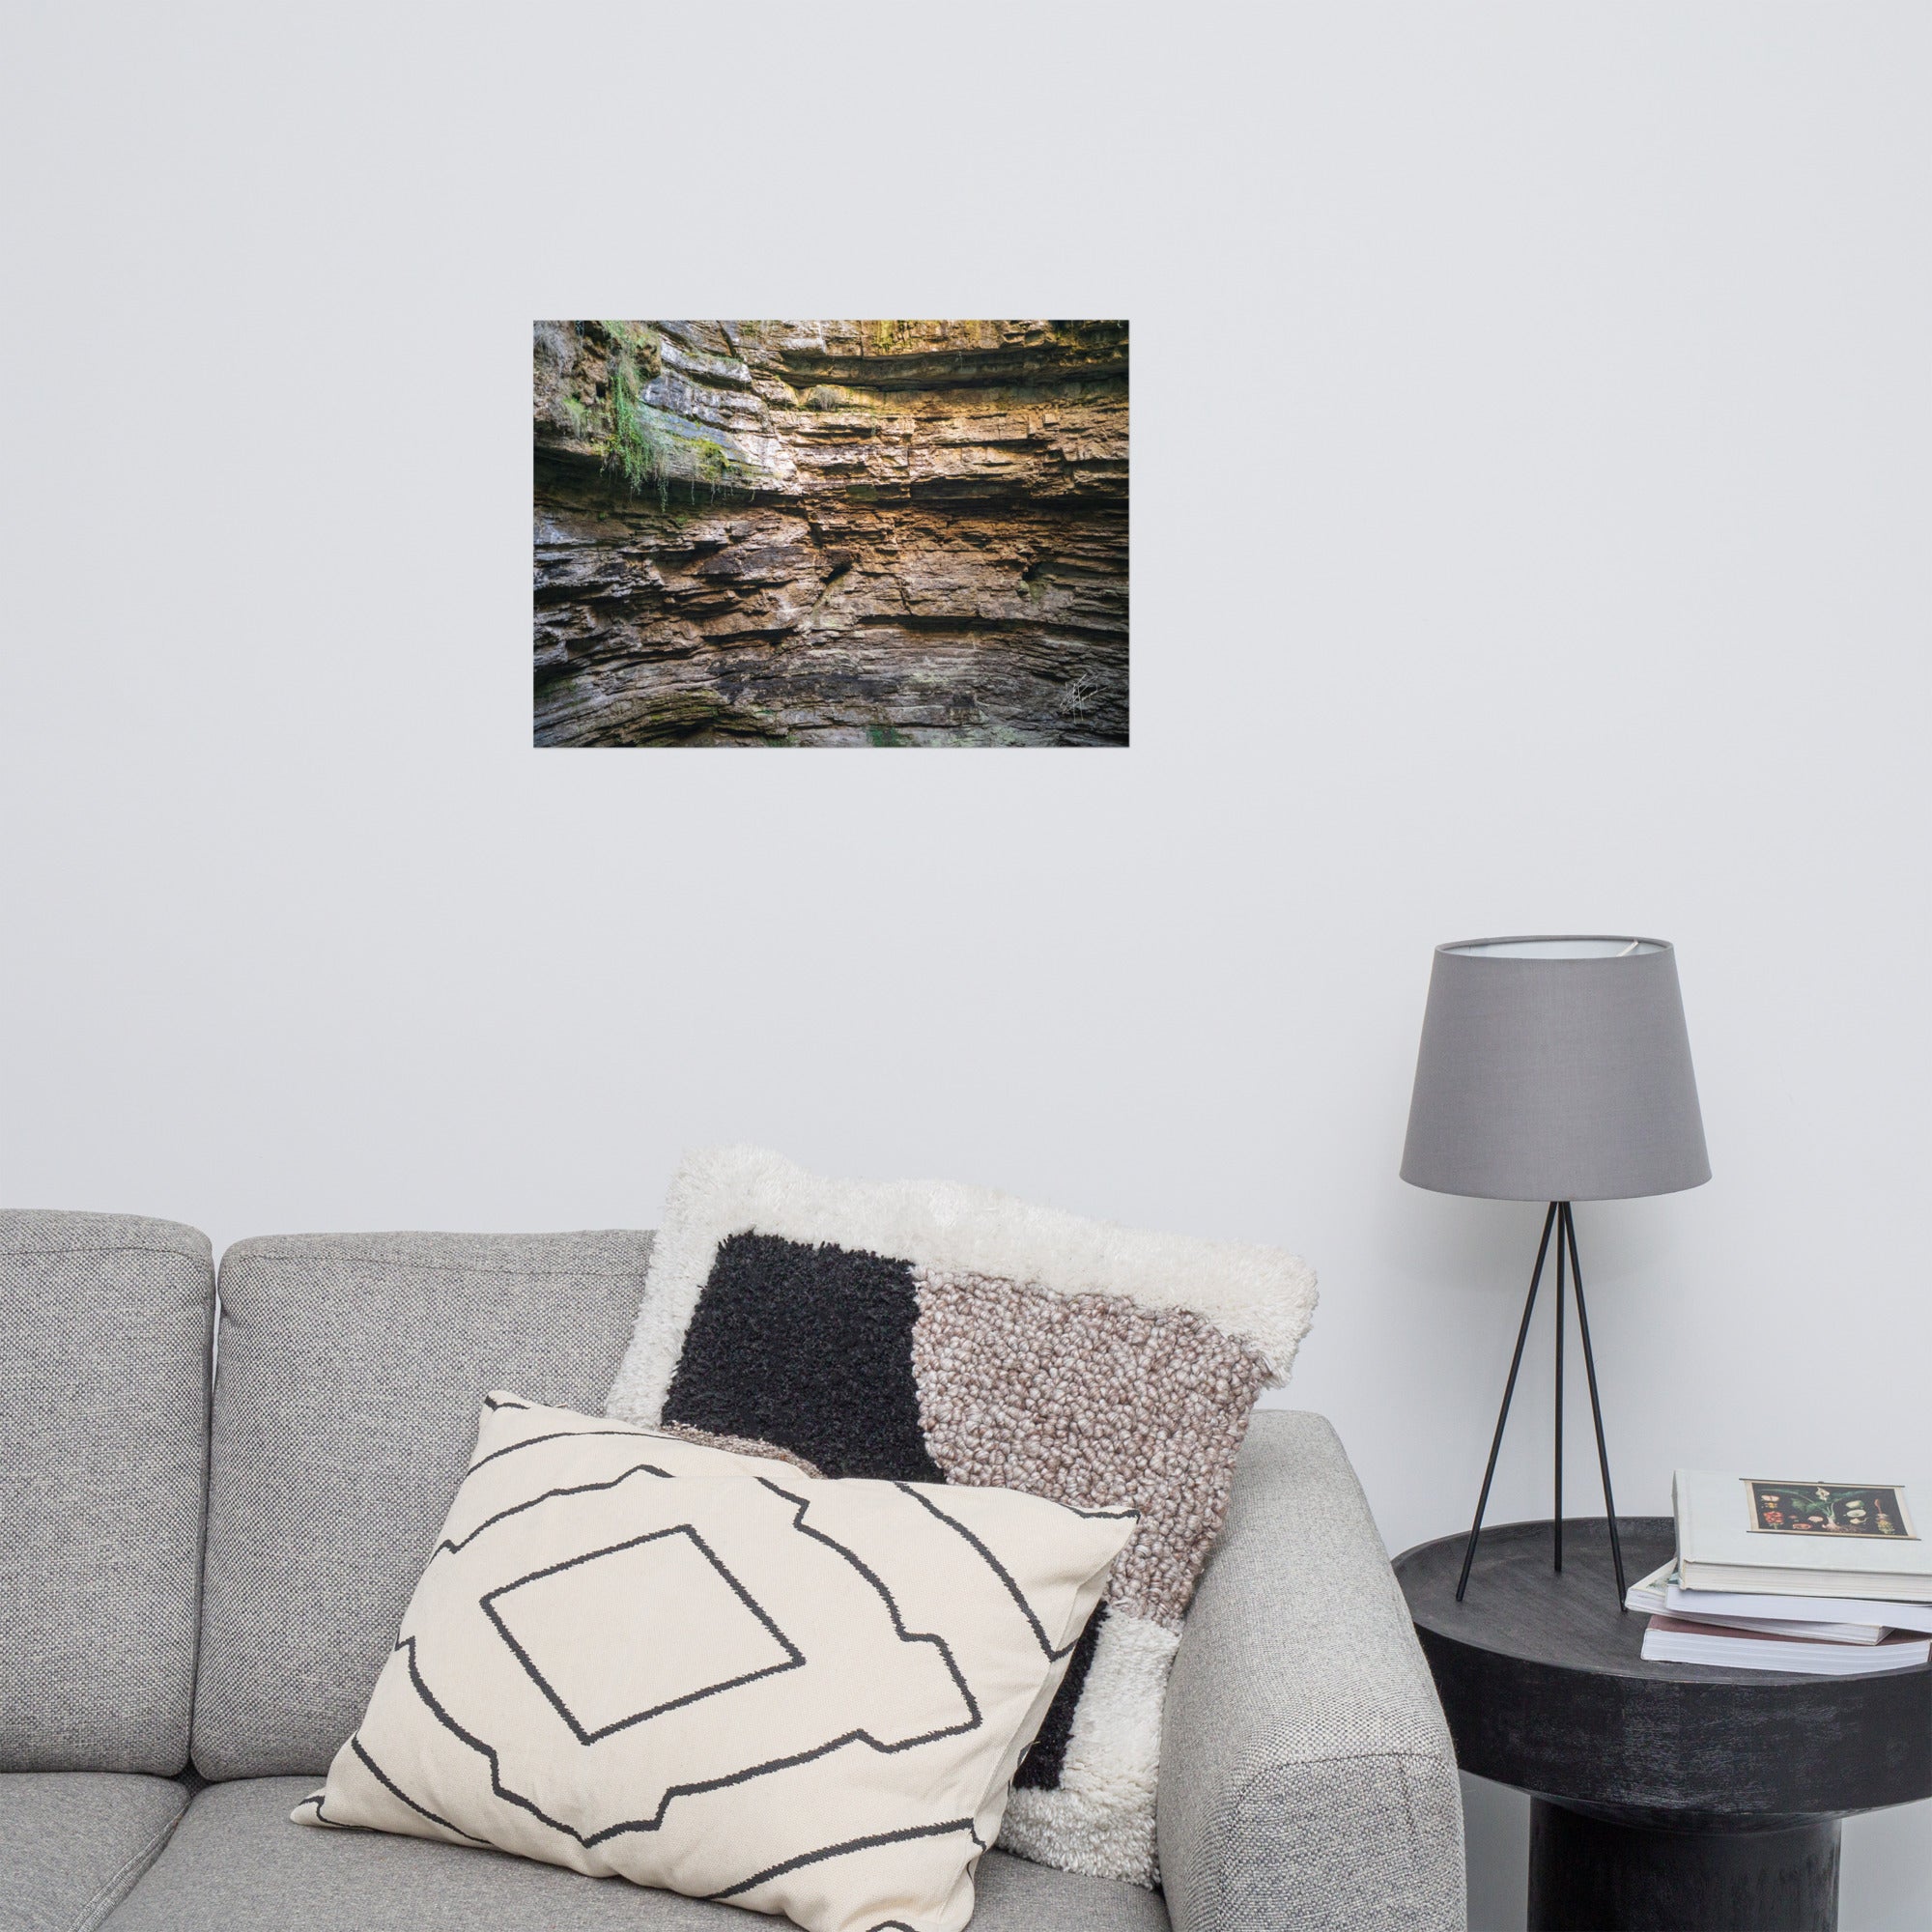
3 7 1927 1925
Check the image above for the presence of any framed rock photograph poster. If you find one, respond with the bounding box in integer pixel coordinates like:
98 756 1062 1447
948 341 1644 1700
533 321 1128 748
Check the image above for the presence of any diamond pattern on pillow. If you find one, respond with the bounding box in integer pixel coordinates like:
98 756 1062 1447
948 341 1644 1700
297 1398 1133 1932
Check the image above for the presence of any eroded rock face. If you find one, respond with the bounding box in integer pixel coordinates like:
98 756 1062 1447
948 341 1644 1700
533 321 1128 747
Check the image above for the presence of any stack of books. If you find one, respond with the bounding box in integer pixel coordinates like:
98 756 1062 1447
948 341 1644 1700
1634 1471 1932 1675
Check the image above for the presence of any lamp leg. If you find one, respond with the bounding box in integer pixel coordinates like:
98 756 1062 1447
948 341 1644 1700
1565 1204 1628 1608
1455 1203 1560 1603
1554 1205 1566 1573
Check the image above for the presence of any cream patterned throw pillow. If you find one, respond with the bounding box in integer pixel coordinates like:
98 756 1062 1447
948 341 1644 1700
605 1148 1318 1887
295 1395 1134 1932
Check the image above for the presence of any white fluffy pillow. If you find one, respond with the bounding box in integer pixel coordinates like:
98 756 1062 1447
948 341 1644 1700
296 1395 1133 1932
604 1145 1318 1884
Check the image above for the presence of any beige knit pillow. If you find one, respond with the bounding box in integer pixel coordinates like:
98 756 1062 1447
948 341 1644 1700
295 1395 1133 1932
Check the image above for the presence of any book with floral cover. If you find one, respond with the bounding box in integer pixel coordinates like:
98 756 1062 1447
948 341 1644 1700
1674 1470 1932 1599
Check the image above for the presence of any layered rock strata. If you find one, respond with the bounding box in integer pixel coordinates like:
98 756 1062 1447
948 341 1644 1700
533 321 1128 747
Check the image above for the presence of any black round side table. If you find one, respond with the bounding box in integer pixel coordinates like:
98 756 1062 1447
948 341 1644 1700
1395 1518 1932 1932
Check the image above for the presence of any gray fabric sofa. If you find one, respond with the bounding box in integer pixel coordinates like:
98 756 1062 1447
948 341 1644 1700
0 1212 1465 1932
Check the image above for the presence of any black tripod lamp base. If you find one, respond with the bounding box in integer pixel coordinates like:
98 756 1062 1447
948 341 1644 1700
1455 1201 1628 1608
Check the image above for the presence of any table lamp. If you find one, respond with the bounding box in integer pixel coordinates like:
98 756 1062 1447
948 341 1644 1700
1401 936 1709 1606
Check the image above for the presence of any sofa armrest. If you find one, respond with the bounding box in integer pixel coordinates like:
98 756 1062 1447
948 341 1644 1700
1157 1410 1465 1932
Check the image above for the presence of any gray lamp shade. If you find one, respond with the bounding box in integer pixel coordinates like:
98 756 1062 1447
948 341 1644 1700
1401 936 1710 1203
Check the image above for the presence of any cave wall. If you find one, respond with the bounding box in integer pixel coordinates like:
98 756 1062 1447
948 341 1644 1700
532 321 1128 747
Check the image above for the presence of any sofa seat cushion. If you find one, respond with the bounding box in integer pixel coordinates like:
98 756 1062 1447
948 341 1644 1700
100 1779 1170 1931
0 1772 187 1932
192 1232 657 1777
1 1212 214 1773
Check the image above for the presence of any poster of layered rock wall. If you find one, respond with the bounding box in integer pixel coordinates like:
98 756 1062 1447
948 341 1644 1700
533 321 1128 747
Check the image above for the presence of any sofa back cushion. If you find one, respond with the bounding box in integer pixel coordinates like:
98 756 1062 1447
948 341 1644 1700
0 1210 215 1773
191 1231 654 1778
